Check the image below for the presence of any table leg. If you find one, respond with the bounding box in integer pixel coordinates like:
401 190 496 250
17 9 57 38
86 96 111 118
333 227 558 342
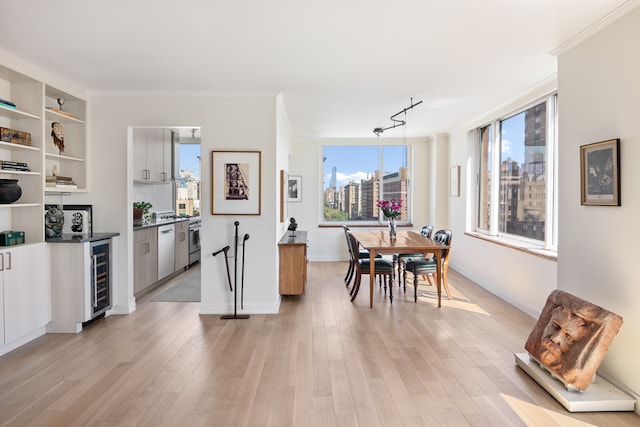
369 250 377 308
435 251 442 308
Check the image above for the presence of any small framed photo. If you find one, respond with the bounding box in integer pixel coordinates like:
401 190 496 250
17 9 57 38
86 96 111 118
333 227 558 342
212 150 261 215
288 175 302 202
449 166 460 197
45 204 93 235
580 139 620 206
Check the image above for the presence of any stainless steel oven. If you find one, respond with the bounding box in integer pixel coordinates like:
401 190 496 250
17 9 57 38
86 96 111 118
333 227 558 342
189 217 201 265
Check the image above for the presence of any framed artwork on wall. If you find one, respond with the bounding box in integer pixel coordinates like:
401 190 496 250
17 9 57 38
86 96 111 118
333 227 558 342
288 175 302 202
280 169 289 222
580 139 620 206
212 150 262 215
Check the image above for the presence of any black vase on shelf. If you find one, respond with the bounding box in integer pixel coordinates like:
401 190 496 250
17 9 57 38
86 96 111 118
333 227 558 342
0 179 22 204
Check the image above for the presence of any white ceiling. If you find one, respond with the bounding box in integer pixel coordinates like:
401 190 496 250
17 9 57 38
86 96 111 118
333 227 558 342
0 1 635 138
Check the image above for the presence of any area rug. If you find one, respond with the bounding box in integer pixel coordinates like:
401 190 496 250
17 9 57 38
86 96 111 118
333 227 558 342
151 274 201 302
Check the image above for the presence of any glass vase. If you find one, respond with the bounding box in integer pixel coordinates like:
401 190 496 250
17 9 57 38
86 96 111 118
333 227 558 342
388 217 397 239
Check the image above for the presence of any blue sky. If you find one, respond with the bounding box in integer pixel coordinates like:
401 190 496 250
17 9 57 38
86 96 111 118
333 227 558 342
323 145 405 189
179 143 201 179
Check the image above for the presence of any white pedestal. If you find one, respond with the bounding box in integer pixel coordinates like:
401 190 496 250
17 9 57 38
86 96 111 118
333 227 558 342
515 353 636 412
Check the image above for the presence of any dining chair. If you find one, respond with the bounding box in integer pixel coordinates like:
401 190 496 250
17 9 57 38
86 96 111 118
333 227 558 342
403 229 452 303
393 225 433 285
346 230 395 302
342 225 380 289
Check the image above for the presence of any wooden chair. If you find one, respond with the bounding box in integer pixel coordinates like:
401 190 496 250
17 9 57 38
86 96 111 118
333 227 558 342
342 225 380 289
403 229 452 302
346 230 395 302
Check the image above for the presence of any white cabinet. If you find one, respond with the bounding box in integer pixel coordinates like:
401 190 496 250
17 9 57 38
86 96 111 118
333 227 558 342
133 128 172 183
0 243 50 347
134 227 158 294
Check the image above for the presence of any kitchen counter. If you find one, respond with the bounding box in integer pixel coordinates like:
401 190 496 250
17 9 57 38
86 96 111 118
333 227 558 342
46 232 120 243
133 217 189 230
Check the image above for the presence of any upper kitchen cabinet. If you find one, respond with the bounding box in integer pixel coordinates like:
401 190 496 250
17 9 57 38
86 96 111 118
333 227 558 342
133 128 172 183
0 64 44 243
44 85 87 192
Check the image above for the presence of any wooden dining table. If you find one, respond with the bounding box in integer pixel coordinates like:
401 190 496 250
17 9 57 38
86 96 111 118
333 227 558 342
350 230 450 308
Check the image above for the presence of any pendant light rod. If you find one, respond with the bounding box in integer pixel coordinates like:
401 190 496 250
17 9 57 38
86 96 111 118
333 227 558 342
373 98 422 136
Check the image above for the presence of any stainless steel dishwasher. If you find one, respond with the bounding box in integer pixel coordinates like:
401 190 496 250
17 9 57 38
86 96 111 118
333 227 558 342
157 223 175 280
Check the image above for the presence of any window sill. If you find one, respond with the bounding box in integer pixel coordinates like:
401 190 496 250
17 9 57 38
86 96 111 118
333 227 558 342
318 223 414 229
464 232 557 262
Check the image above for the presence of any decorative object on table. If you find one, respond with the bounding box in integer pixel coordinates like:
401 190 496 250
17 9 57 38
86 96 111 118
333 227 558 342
133 201 152 225
45 204 93 235
450 165 460 197
45 205 65 238
51 121 64 153
580 138 620 206
288 175 302 202
287 217 298 237
212 150 261 215
0 178 22 204
0 126 31 146
377 198 402 239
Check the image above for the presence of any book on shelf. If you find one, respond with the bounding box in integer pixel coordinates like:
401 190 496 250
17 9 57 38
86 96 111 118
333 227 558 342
1 165 31 172
1 160 28 167
46 175 73 181
0 102 17 110
0 99 16 107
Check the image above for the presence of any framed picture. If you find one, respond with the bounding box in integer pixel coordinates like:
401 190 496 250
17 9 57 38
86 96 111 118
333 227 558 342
288 175 302 202
280 169 289 222
212 150 262 215
580 139 620 206
44 204 93 235
449 166 460 197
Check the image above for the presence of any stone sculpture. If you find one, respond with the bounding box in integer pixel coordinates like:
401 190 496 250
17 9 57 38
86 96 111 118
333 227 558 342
525 289 623 391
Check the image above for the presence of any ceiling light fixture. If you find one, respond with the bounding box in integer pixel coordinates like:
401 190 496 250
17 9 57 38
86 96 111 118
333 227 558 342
372 98 422 136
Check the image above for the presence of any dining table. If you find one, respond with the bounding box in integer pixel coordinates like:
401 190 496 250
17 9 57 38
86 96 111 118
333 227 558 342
350 229 450 308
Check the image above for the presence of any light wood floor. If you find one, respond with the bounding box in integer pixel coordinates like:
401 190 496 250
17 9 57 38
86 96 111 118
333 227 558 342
0 262 638 426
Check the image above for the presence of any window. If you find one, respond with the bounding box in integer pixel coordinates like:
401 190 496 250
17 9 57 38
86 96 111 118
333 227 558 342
474 94 557 250
322 145 410 223
174 141 201 216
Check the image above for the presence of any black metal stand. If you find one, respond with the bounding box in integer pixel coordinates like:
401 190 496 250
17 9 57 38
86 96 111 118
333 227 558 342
220 221 250 320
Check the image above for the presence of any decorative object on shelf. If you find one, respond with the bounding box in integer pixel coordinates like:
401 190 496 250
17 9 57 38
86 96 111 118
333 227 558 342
45 204 93 235
0 178 22 204
57 97 65 110
0 230 25 246
0 126 31 146
52 164 59 176
45 205 65 238
377 198 402 239
212 150 261 215
580 138 620 206
51 121 64 153
133 201 153 225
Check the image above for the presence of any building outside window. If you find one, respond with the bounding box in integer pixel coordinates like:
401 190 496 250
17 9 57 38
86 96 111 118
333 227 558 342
175 142 201 216
475 94 557 249
322 145 410 224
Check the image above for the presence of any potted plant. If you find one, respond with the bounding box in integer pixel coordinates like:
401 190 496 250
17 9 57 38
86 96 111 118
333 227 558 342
133 201 152 223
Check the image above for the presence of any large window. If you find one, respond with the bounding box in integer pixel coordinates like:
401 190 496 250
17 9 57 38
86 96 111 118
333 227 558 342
475 94 557 250
322 145 411 223
174 141 201 216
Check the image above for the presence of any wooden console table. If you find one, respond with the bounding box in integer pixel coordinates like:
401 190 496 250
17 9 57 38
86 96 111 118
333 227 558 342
278 231 308 295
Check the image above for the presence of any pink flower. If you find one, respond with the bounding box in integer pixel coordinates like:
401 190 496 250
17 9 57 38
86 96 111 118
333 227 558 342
377 198 402 218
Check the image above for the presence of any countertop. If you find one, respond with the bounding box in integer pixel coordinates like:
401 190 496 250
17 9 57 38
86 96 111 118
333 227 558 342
133 217 189 231
46 232 120 243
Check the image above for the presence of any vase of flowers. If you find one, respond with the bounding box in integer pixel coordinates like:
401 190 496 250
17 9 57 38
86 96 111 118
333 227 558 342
377 199 402 239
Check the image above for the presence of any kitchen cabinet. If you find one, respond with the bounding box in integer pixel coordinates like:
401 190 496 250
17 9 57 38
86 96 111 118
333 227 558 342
133 128 172 183
134 227 158 294
278 231 307 295
0 243 50 349
174 220 189 271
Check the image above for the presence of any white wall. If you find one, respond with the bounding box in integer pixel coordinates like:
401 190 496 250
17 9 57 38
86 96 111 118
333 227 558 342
557 6 640 400
88 94 281 315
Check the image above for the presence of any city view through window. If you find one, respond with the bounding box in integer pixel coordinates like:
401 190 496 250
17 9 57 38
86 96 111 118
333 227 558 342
322 145 410 222
175 142 201 217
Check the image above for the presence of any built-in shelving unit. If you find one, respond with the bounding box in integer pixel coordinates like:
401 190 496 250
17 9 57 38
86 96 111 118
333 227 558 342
0 63 87 244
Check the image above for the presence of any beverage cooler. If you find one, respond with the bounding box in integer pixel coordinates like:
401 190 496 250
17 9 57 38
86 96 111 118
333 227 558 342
47 233 119 333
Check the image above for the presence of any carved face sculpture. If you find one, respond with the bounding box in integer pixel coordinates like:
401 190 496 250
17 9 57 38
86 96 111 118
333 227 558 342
539 306 589 368
52 122 63 140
